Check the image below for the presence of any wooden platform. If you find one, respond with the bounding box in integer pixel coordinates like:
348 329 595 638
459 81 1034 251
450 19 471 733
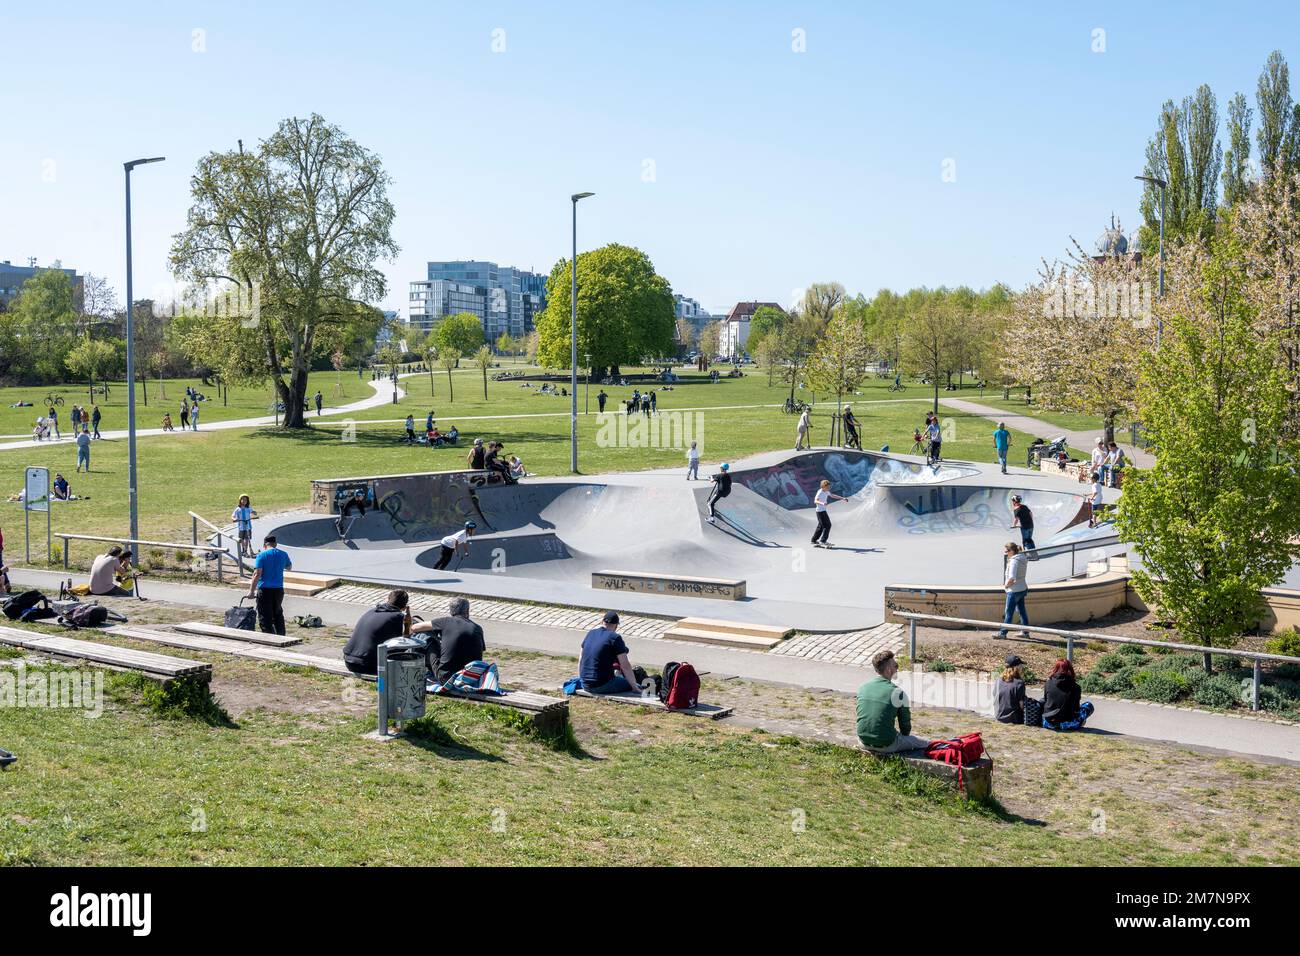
663 617 791 650
592 570 746 601
169 621 302 647
282 571 340 596
0 626 212 682
573 688 733 719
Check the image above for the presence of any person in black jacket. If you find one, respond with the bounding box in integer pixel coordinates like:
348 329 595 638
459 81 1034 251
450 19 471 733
994 654 1027 724
1041 658 1094 730
705 463 732 523
342 590 436 676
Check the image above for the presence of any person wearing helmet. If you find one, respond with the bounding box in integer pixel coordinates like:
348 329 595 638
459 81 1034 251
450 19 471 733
705 463 732 523
435 520 477 570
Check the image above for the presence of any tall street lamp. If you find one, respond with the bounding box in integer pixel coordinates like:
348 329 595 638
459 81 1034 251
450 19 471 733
124 156 165 542
1135 174 1166 346
570 191 594 473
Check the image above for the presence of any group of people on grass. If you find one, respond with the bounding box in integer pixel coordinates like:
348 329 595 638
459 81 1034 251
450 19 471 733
467 437 523 483
402 411 460 447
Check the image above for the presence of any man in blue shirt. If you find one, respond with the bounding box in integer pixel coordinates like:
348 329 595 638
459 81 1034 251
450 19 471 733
579 611 640 695
993 422 1011 474
246 534 292 635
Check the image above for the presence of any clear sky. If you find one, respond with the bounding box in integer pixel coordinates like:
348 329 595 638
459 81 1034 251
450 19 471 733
1 1 1296 316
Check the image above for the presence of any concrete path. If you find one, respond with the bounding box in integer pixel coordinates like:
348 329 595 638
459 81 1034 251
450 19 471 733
0 375 411 452
939 397 1155 468
10 568 1296 765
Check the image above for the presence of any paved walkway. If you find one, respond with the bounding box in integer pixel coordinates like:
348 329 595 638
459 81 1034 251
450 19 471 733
0 375 411 452
9 568 1295 764
939 397 1155 468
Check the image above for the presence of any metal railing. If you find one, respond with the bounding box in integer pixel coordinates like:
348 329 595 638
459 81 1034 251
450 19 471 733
894 610 1300 711
190 511 245 576
1002 533 1124 579
57 533 230 583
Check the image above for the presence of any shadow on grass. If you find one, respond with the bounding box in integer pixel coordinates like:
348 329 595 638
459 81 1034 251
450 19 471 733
244 426 565 450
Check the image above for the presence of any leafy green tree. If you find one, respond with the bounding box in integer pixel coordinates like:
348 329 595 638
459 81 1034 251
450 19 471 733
439 347 460 402
1255 50 1300 181
495 332 516 359
799 282 846 331
170 113 398 428
746 305 788 357
806 311 873 422
65 336 121 397
535 243 674 377
771 311 822 404
901 291 961 413
1223 91 1254 207
434 312 484 360
1116 244 1300 672
1139 86 1222 251
474 345 493 399
0 269 80 382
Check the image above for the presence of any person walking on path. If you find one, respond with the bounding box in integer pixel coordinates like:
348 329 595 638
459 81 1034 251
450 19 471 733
842 405 861 450
795 408 811 450
993 422 1011 474
686 441 700 480
649 390 657 414
597 389 608 413
811 479 847 548
998 541 1031 639
47 404 60 440
70 404 81 434
1010 494 1036 550
75 427 91 473
190 403 200 430
705 462 732 523
90 405 102 439
246 535 292 636
434 521 476 570
314 390 323 415
180 401 189 430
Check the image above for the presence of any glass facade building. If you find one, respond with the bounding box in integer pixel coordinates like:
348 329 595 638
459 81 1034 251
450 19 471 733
408 260 547 341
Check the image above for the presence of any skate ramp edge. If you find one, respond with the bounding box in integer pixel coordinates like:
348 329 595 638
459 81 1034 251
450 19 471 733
593 569 746 601
883 571 1133 628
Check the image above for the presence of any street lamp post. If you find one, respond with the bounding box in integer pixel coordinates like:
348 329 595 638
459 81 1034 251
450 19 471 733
570 191 594 473
124 156 165 543
1135 174 1167 346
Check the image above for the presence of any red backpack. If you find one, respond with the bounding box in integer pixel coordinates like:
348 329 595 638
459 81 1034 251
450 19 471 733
924 733 988 791
659 661 700 710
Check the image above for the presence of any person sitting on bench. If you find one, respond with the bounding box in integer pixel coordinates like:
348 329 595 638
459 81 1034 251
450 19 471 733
427 597 486 687
86 546 135 596
1041 658 1094 731
580 611 641 695
856 649 931 754
342 589 436 677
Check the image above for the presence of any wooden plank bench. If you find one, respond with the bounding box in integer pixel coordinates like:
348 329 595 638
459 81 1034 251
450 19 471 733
107 626 570 733
593 569 746 601
171 621 302 647
869 749 994 801
573 688 733 720
0 626 212 683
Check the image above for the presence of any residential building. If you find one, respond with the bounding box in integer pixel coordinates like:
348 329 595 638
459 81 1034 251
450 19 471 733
0 259 82 311
408 260 548 342
721 300 784 360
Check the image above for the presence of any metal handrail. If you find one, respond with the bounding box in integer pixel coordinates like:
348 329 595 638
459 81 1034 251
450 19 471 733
894 610 1300 711
57 532 229 584
1002 533 1124 579
189 510 245 576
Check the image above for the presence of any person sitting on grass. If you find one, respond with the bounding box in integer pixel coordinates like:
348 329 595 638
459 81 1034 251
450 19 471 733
509 455 525 479
427 425 442 446
994 654 1027 724
1042 658 1094 731
445 425 459 444
856 649 931 754
342 589 437 677
52 474 70 500
579 611 644 695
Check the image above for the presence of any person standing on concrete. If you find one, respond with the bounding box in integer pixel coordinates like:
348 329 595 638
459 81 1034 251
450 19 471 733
434 521 476 570
75 426 91 473
856 649 931 754
811 479 847 548
705 462 732 523
597 389 608 413
993 422 1011 474
336 490 368 538
91 404 102 439
1009 494 1035 550
47 404 60 440
997 541 1030 639
686 441 700 480
246 535 292 636
795 408 811 450
314 390 323 415
190 402 200 431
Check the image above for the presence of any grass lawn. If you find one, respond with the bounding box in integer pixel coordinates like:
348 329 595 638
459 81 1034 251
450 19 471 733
0 371 1041 554
0 373 374 438
959 393 1131 438
2 643 1293 866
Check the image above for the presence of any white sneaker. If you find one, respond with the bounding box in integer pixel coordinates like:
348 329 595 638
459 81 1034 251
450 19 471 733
707 516 716 523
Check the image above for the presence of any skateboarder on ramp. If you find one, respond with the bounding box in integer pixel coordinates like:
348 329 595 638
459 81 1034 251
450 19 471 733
704 463 732 524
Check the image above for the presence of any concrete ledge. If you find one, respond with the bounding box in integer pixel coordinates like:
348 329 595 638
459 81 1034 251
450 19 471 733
884 571 1132 627
593 570 746 601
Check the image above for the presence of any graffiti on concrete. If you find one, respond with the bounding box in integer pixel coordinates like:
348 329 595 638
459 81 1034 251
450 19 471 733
737 451 876 509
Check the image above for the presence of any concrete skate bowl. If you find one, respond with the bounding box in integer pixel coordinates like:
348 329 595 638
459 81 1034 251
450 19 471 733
730 450 977 511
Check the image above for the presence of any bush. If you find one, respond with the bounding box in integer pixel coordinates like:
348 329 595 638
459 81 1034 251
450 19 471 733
1093 652 1127 673
927 659 955 673
1193 674 1247 710
1079 672 1106 693
1118 643 1146 658
1264 629 1300 659
1130 671 1187 703
175 549 193 565
1272 663 1300 681
1257 685 1297 714
1103 666 1139 694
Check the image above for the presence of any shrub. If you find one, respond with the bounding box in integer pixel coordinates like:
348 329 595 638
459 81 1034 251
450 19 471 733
1272 663 1300 681
175 549 193 565
1093 652 1127 673
1264 629 1300 659
148 548 165 563
1118 643 1146 658
1193 674 1247 710
1079 672 1106 693
1103 666 1139 694
1257 685 1296 714
1131 671 1187 703
927 659 955 673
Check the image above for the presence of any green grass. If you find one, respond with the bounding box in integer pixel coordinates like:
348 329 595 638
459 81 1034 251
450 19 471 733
962 392 1131 438
0 662 1271 866
1 366 1043 550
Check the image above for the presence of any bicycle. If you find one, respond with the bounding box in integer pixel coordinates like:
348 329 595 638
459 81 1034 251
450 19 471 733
43 393 65 408
886 381 906 392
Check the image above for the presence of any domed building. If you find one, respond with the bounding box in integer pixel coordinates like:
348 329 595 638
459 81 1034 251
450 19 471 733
1092 214 1142 265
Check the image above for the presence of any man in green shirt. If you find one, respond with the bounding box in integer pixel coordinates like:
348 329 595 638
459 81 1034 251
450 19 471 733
856 650 932 754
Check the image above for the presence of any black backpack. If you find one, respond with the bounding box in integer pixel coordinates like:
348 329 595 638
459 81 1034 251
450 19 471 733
657 662 681 704
2 589 53 622
61 603 110 628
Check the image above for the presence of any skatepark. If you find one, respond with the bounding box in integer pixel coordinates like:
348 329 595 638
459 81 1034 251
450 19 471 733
258 449 1124 630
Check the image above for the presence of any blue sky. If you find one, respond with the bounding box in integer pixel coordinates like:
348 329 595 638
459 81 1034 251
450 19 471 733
1 1 1295 316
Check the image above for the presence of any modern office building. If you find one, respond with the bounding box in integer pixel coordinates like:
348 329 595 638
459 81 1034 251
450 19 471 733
0 259 82 311
408 260 548 342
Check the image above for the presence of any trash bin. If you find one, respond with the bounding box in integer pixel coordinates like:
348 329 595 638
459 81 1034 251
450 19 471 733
376 635 428 736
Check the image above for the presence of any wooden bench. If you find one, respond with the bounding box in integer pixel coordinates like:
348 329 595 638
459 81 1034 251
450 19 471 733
172 621 302 647
592 570 746 601
107 626 570 733
573 688 733 720
869 748 994 801
0 626 212 684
